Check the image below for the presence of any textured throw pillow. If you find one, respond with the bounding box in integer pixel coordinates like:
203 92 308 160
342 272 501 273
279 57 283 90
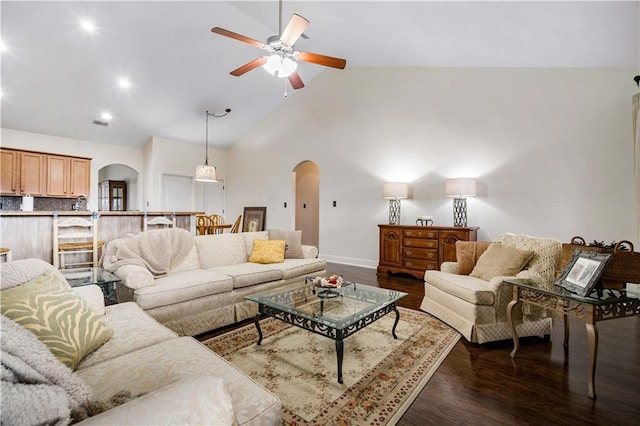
0 270 113 370
470 243 534 281
455 241 492 275
248 239 286 264
268 229 303 259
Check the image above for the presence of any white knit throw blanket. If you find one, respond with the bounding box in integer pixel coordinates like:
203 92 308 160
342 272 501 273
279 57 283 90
102 228 194 277
0 315 94 425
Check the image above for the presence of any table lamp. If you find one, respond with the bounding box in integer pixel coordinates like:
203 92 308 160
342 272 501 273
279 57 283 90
383 182 409 225
445 178 476 227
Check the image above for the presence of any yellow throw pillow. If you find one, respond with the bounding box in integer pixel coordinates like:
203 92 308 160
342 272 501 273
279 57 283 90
249 239 286 264
470 243 534 281
1 269 113 370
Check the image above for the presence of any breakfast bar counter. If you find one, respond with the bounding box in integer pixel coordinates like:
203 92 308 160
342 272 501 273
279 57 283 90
0 211 203 263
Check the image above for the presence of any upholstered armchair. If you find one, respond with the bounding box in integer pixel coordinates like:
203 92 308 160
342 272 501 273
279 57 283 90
420 233 562 344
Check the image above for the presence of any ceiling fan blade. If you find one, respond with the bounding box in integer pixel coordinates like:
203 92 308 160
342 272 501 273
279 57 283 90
280 14 309 47
296 51 347 69
230 57 267 77
288 72 305 90
211 27 265 48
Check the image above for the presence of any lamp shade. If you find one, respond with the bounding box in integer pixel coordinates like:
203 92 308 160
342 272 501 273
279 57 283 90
194 164 218 182
445 178 476 198
383 182 409 199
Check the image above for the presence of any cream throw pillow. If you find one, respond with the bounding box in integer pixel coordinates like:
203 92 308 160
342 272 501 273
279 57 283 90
248 239 286 264
470 243 534 281
268 229 303 259
1 270 113 370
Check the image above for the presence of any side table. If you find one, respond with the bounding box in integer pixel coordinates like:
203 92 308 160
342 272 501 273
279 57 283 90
505 278 640 399
60 267 121 305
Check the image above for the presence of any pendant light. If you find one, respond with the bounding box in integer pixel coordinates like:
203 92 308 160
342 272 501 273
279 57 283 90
194 108 231 182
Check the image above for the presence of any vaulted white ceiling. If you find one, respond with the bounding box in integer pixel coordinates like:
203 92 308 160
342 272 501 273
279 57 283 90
1 1 637 149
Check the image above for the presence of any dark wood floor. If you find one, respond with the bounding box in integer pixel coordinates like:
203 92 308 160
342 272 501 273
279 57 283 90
326 263 640 426
198 263 639 425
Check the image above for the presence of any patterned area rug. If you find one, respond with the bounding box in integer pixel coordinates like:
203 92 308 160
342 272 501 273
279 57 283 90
203 307 460 425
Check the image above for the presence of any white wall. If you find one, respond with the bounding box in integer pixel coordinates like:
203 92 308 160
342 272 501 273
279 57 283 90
143 136 227 211
227 67 638 268
1 128 144 210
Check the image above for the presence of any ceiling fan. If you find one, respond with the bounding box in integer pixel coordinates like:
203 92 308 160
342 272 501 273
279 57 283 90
211 1 346 90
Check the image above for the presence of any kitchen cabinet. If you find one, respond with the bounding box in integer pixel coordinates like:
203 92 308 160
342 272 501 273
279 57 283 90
378 225 478 279
0 149 19 195
19 152 46 196
0 148 90 198
46 154 91 198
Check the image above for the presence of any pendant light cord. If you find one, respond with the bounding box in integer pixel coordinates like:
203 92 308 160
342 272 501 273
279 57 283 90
204 109 232 165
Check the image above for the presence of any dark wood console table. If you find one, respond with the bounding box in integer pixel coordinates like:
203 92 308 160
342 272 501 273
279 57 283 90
505 278 640 399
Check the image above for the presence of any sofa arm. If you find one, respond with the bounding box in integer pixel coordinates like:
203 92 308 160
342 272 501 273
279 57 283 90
72 284 106 316
301 245 318 259
440 262 459 274
77 375 234 426
112 265 155 290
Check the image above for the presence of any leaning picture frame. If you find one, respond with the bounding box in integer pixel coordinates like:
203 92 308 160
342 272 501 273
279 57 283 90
554 249 612 296
242 207 267 232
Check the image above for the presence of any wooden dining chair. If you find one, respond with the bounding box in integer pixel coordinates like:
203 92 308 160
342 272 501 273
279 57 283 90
196 215 213 235
230 215 242 233
209 214 225 234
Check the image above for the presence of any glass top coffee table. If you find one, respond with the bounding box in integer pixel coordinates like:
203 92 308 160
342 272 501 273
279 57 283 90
246 278 407 383
60 267 121 305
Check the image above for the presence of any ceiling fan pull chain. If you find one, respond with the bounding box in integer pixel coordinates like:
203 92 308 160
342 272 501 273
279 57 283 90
284 78 288 98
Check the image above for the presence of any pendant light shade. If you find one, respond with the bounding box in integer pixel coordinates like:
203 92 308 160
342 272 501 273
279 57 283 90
194 164 217 182
195 108 231 182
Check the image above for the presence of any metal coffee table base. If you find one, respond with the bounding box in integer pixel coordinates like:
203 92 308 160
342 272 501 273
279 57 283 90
254 303 401 384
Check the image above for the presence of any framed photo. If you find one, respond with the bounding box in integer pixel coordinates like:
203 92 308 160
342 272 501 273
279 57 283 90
242 207 267 232
555 249 612 296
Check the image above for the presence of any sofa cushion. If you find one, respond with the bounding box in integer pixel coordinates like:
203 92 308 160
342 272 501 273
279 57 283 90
135 270 233 310
77 375 235 426
455 241 492 275
195 234 248 268
211 263 284 289
268 229 303 259
470 243 534 281
272 258 327 280
0 258 55 290
425 270 495 305
499 233 562 283
1 270 113 369
241 231 269 257
249 239 286 264
170 244 200 273
76 337 282 426
77 302 178 370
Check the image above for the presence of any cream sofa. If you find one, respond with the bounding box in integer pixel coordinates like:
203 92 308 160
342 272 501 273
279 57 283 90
0 258 282 425
420 233 562 344
104 229 327 336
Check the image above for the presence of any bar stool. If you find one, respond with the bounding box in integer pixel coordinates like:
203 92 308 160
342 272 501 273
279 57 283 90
143 212 176 232
53 211 105 269
0 248 12 262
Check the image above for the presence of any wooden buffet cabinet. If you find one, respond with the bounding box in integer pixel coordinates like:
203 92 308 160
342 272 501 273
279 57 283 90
378 225 478 279
0 148 90 198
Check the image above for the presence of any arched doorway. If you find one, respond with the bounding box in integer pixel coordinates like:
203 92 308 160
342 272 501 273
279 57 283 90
98 164 139 211
293 161 319 247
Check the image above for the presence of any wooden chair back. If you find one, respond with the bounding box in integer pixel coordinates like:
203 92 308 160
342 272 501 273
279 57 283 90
230 215 242 233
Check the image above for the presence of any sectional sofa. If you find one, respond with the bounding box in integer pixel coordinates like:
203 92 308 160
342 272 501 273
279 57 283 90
0 258 281 425
102 228 327 336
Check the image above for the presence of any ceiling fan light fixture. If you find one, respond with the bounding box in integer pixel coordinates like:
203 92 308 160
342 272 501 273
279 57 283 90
262 55 281 76
279 57 297 78
262 55 297 78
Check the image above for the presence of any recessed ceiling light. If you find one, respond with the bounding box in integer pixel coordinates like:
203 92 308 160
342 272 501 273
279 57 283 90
80 20 96 33
100 112 113 121
117 78 131 89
